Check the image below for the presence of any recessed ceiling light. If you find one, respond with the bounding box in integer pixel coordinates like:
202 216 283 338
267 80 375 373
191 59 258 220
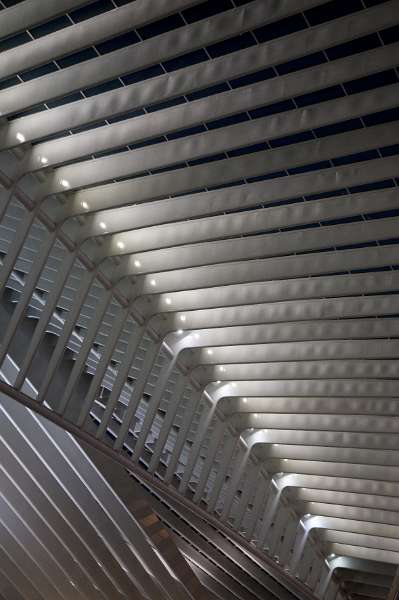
116 241 125 249
150 279 156 286
219 366 225 372
207 349 213 355
165 297 172 305
180 314 186 322
16 132 26 143
305 514 311 518
40 156 48 164
81 201 89 210
60 178 70 188
283 458 288 462
242 397 247 402
134 259 141 268
216 380 221 384
99 221 107 230
273 444 279 447
177 329 183 335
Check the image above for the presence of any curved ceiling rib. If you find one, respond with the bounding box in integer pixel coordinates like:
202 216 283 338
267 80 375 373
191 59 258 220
1 0 399 599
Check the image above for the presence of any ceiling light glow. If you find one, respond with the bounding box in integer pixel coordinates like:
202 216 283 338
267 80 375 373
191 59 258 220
81 201 89 210
16 132 26 143
60 179 70 188
134 259 141 268
117 241 125 249
150 279 156 286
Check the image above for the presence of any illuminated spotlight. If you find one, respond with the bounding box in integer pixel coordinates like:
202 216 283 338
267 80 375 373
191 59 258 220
216 380 221 384
283 459 288 462
219 366 225 372
40 156 48 165
99 221 107 230
165 297 172 305
150 279 156 286
116 241 125 250
180 314 186 322
242 397 247 403
305 514 311 518
273 443 279 447
329 553 336 558
16 132 26 143
177 329 183 335
81 201 89 210
134 259 141 268
60 178 70 188
207 349 213 355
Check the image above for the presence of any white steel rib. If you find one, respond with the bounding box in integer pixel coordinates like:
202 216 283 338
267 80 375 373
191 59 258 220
1 1 399 599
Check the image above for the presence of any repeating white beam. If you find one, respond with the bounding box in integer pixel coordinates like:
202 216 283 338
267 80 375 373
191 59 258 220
0 0 318 116
1 2 398 596
16 83 399 177
0 0 199 82
4 6 397 149
0 0 88 39
72 185 399 256
40 121 399 198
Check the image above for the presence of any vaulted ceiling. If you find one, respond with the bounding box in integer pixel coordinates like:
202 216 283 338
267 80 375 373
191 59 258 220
1 1 399 599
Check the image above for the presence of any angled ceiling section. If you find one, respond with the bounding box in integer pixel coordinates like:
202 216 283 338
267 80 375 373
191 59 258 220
1 0 399 599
